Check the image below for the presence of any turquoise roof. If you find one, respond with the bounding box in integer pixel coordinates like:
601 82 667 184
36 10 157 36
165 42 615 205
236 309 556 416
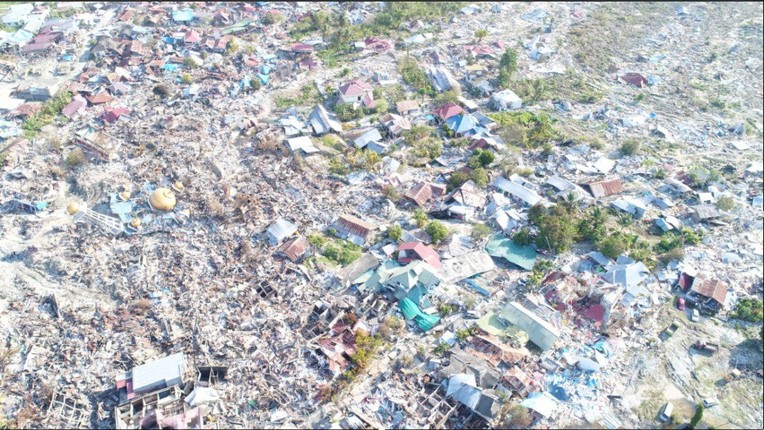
399 298 440 332
485 235 537 271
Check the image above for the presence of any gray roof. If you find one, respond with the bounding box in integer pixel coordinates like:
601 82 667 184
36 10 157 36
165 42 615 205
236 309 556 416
493 176 542 206
132 352 186 394
353 128 383 148
499 302 559 350
308 105 342 135
266 217 298 245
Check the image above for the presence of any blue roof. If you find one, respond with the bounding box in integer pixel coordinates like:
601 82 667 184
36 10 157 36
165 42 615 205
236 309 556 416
446 113 477 135
485 235 537 271
162 63 179 72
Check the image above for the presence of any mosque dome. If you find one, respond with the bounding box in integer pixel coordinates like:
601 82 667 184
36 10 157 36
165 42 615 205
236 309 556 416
66 202 80 215
149 188 176 211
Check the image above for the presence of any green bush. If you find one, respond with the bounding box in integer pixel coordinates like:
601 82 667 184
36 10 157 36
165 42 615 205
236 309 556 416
470 223 492 241
413 208 428 228
689 404 704 429
65 149 86 167
398 56 433 93
387 224 402 241
513 228 534 246
730 298 763 323
620 139 641 157
715 195 735 211
426 221 448 244
600 234 629 259
490 111 559 149
382 185 400 202
449 172 469 190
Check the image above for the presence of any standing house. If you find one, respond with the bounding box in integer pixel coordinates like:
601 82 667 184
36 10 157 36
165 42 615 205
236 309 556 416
583 178 624 199
308 105 342 135
333 214 376 245
491 89 523 111
338 79 375 109
433 102 465 123
398 242 442 270
493 176 542 207
681 274 728 313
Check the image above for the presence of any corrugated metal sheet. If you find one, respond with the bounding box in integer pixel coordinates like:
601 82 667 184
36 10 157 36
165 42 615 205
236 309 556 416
585 178 623 198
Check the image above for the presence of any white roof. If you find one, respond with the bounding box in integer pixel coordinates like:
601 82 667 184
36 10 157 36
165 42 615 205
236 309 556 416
286 136 319 154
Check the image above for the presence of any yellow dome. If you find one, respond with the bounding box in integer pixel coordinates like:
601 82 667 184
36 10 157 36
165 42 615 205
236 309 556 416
119 191 131 201
129 218 142 228
171 181 185 192
66 202 80 215
149 188 176 211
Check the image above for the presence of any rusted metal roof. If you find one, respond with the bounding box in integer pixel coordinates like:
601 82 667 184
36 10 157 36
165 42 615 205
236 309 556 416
278 235 309 262
690 275 728 306
404 181 432 207
334 214 375 240
585 178 623 198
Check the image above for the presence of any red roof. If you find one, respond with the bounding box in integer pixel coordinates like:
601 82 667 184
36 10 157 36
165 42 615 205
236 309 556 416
87 91 113 105
433 102 464 121
404 181 433 207
690 275 728 306
290 43 314 53
279 235 309 262
184 29 201 44
398 242 441 270
334 214 375 240
339 79 373 97
62 97 87 118
103 107 129 123
22 42 52 53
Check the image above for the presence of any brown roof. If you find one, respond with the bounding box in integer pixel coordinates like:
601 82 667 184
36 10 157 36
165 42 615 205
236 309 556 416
334 214 375 240
585 178 623 198
690 275 728 306
396 99 420 113
86 91 113 105
279 235 309 262
404 181 433 207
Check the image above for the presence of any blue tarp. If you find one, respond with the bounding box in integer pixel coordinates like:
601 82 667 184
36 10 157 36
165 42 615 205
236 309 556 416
162 36 175 45
485 235 537 271
260 65 272 74
399 298 440 332
256 73 269 85
162 63 179 72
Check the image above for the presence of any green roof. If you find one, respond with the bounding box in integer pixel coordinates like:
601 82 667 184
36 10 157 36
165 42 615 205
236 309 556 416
399 298 440 332
485 235 537 271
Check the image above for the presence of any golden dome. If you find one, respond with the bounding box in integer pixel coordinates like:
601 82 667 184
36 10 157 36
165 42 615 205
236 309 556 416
129 218 142 228
66 202 80 215
171 181 185 192
149 188 176 211
119 191 131 201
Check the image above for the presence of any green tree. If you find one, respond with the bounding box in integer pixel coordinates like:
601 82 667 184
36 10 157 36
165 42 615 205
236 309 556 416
471 223 492 241
513 227 533 246
475 28 488 43
388 224 403 241
577 207 608 243
535 210 576 254
375 99 389 114
249 78 262 91
498 48 518 88
449 171 469 190
528 203 547 225
413 208 428 228
436 89 460 104
689 404 704 429
470 167 489 187
382 185 400 202
426 221 449 244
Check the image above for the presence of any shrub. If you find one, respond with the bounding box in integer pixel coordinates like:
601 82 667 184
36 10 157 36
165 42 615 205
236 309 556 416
425 221 448 244
382 185 400 202
180 73 193 84
620 139 641 157
436 89 460 104
65 149 86 167
387 224 402 241
600 234 629 259
433 341 450 355
715 195 735 211
375 99 388 114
